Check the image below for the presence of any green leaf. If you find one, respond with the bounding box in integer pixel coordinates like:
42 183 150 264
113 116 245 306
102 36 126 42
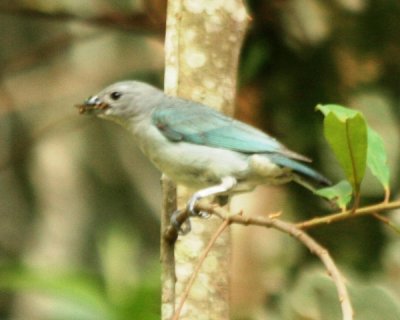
317 104 360 119
316 104 368 193
315 180 353 210
367 128 390 191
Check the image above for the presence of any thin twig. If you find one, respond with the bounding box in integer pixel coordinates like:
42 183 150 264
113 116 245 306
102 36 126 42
384 187 391 204
197 204 354 320
172 219 230 320
296 199 400 230
372 213 400 235
350 190 361 214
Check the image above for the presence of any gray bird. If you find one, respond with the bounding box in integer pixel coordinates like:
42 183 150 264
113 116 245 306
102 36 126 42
77 81 330 230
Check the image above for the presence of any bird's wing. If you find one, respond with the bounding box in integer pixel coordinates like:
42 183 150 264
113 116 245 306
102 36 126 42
152 98 310 162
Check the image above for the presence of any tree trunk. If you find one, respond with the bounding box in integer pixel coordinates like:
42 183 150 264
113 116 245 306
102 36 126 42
161 1 248 319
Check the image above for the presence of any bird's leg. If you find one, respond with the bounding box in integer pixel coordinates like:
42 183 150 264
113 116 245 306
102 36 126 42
171 176 237 234
187 176 237 217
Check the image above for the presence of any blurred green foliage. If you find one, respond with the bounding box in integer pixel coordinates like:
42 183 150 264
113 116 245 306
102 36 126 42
282 269 400 320
0 265 160 320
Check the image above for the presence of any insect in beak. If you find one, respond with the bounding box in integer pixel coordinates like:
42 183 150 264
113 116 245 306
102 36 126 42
76 96 109 114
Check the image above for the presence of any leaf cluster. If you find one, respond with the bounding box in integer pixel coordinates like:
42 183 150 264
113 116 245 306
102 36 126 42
315 104 391 210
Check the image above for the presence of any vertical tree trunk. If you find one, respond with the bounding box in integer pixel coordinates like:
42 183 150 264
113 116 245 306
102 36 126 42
162 1 248 319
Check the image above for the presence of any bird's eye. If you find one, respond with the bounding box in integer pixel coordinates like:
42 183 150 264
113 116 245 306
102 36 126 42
110 91 122 100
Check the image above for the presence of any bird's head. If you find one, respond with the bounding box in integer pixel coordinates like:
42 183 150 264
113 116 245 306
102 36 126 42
76 81 164 123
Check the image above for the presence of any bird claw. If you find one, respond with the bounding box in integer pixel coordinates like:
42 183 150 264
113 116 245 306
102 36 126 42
170 209 191 235
169 178 237 235
196 210 211 219
187 198 210 218
169 202 211 235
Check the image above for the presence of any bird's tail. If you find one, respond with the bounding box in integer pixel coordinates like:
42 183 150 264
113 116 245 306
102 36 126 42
269 155 331 191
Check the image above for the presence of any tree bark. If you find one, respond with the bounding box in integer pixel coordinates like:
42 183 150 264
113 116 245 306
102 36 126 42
162 1 248 319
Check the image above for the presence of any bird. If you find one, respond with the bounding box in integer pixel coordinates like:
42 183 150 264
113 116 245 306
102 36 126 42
77 80 330 231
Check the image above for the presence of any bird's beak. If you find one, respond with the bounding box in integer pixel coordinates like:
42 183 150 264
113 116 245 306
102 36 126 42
76 95 109 115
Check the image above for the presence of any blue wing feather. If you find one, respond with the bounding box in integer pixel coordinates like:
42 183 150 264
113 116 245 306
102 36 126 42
152 96 310 162
269 155 331 186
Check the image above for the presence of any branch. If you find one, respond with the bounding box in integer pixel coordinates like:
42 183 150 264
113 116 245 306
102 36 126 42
296 199 400 230
173 197 400 319
195 204 354 320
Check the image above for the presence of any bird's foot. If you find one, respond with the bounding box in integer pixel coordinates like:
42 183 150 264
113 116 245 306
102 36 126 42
187 197 211 219
169 200 211 235
170 209 191 235
169 177 237 235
